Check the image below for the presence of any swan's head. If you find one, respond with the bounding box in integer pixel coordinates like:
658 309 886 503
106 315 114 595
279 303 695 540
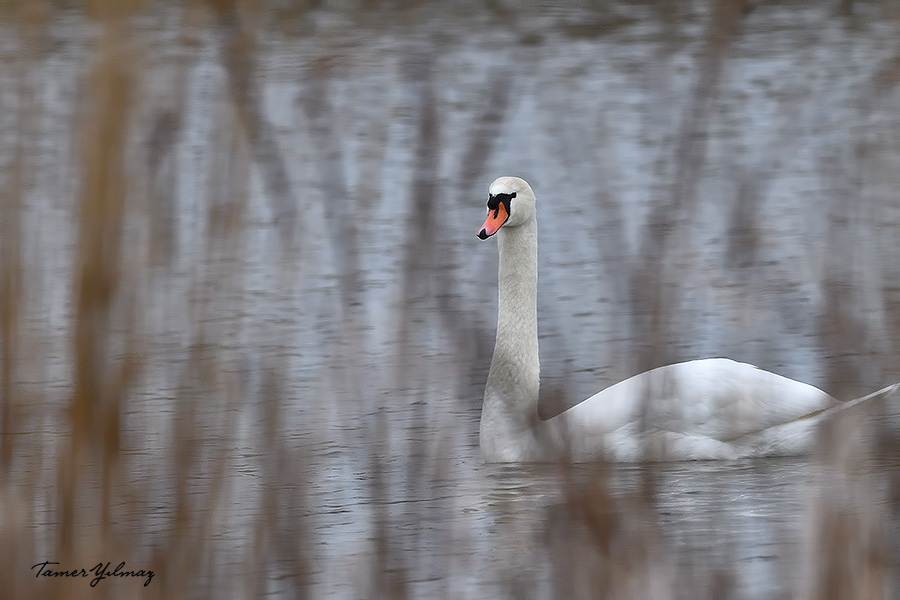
477 176 536 239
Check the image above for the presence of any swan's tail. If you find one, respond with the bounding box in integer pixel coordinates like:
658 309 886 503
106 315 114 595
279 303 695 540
825 382 900 416
741 383 900 458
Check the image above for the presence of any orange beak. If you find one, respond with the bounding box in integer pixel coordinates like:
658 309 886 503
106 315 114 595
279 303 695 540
477 203 509 239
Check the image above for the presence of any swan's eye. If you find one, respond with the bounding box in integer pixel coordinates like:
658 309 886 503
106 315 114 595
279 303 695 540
487 192 515 218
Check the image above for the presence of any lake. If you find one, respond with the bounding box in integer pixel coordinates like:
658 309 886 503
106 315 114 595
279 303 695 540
1 0 900 597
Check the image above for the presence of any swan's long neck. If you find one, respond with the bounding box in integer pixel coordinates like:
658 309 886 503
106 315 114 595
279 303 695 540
481 217 542 460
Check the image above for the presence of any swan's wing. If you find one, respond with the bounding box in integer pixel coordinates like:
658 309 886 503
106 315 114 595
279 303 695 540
557 358 835 460
657 358 835 438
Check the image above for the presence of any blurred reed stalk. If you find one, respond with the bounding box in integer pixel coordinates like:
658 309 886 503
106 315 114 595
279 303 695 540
0 28 24 483
56 9 139 596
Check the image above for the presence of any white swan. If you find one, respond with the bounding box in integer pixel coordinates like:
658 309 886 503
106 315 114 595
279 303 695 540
477 176 897 462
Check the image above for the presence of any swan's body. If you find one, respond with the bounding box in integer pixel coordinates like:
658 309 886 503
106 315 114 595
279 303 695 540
477 176 894 462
